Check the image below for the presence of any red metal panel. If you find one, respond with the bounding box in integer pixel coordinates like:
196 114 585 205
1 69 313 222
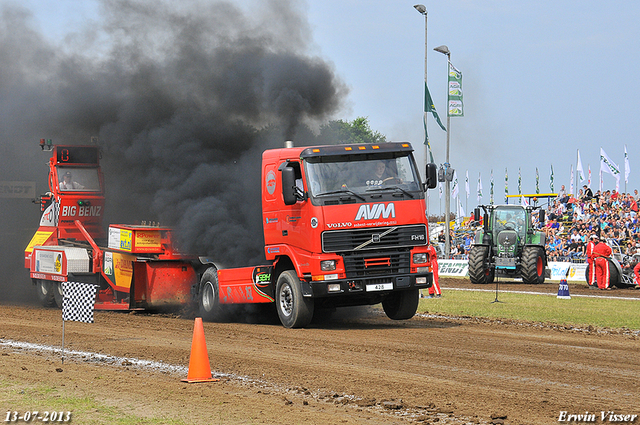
133 261 196 309
217 266 274 304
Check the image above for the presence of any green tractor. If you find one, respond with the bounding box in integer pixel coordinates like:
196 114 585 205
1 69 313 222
468 204 548 284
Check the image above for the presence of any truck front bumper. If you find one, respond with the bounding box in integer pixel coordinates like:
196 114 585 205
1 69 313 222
301 272 433 298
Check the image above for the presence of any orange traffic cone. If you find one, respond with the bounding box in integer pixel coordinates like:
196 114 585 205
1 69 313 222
181 317 219 383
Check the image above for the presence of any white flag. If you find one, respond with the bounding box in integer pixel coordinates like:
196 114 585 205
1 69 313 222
477 173 483 203
465 170 470 199
599 169 603 192
438 181 443 199
588 165 591 188
457 197 465 224
569 165 574 196
576 150 585 182
520 195 529 207
451 170 459 199
600 147 621 182
624 145 630 184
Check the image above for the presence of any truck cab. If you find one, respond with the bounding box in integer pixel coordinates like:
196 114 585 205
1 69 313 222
261 142 438 326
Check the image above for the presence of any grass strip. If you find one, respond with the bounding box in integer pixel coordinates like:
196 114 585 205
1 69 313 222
0 382 187 425
418 289 640 330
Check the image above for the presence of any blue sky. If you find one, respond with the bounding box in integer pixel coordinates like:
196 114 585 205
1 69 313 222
21 0 640 212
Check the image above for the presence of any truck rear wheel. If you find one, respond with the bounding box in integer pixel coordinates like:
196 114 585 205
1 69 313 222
521 246 545 284
35 279 55 307
198 267 224 322
275 270 314 328
468 246 494 284
382 288 419 320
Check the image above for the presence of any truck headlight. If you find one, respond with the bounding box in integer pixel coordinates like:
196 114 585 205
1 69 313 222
413 253 428 264
320 260 336 271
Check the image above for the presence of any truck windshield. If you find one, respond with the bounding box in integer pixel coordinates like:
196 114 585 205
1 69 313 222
304 154 421 198
57 167 101 192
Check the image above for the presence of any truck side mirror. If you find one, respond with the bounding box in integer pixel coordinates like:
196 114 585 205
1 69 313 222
538 209 545 225
281 167 298 206
425 163 438 189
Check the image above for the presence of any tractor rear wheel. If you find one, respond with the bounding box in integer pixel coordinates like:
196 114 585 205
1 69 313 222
382 288 419 320
468 246 494 284
521 246 545 284
586 260 622 288
608 259 622 288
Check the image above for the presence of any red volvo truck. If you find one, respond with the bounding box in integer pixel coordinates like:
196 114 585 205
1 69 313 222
24 141 214 310
198 142 438 327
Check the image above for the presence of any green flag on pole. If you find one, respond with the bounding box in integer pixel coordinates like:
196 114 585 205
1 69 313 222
504 168 508 203
425 83 447 131
423 83 445 162
490 169 494 204
518 168 522 195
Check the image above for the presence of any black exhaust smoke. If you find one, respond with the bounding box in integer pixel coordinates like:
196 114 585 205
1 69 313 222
0 0 348 302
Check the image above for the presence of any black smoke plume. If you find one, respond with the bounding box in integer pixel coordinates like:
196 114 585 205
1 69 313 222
0 0 347 302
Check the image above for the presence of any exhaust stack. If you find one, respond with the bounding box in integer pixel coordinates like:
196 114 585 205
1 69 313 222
284 140 293 148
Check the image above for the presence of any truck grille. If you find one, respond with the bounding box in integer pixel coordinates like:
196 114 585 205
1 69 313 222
322 224 427 253
341 249 411 278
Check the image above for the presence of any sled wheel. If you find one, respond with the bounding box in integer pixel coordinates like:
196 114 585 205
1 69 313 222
35 279 55 307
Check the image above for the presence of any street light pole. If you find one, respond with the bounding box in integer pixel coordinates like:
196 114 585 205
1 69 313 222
414 4 428 175
434 44 451 258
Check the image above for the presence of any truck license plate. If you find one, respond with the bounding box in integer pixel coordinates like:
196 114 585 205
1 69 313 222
366 282 393 292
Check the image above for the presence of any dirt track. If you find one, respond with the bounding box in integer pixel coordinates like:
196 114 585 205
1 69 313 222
1 279 640 425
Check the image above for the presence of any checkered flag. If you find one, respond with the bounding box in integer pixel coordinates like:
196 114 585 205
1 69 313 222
62 281 97 323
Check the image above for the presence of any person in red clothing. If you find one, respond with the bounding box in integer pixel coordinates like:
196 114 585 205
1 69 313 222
585 234 598 286
593 239 613 290
426 244 441 298
633 260 640 288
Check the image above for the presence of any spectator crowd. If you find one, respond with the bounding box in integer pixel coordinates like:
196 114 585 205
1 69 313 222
540 186 640 262
436 186 640 262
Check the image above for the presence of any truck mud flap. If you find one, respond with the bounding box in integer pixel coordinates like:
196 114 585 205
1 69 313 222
301 281 313 297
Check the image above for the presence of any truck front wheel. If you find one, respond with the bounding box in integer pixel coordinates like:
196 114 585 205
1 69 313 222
275 270 314 328
198 267 223 322
382 288 419 321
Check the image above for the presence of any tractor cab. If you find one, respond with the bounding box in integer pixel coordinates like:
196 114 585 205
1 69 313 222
469 204 547 284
